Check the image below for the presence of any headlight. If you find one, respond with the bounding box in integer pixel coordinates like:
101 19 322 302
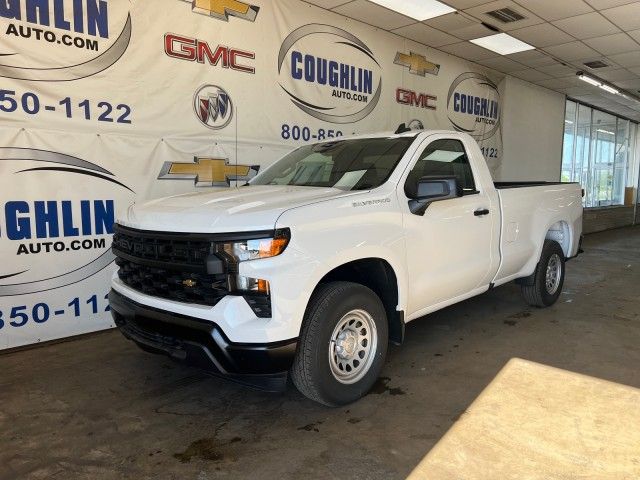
217 229 289 299
221 228 290 263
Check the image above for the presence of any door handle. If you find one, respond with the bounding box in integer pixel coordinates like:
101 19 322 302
474 208 490 216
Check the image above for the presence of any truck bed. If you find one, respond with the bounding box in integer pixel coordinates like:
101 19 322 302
492 181 583 286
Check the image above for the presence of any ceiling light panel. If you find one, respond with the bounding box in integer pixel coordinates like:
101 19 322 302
368 0 455 21
470 33 535 55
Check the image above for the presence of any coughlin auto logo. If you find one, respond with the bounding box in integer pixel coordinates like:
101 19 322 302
0 1 132 81
158 157 259 187
0 148 134 296
193 85 233 129
179 0 260 22
278 24 382 124
447 72 500 141
394 52 440 77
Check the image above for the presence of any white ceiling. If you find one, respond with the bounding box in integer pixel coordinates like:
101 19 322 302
303 0 640 121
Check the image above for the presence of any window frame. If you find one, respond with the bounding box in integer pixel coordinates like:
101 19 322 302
402 136 480 199
563 98 639 209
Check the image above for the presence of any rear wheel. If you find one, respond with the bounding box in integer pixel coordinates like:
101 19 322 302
291 281 388 406
521 239 566 307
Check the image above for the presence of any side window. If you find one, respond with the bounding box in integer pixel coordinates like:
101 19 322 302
405 139 477 196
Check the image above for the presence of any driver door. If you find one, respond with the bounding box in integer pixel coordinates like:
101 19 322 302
401 135 498 317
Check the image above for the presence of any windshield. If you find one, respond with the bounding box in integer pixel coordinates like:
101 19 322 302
250 137 415 190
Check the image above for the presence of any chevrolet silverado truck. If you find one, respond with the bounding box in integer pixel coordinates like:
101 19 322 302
109 129 583 406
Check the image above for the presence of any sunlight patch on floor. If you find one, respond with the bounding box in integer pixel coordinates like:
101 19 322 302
408 358 640 480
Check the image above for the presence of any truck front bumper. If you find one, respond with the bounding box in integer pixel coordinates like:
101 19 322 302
109 289 297 392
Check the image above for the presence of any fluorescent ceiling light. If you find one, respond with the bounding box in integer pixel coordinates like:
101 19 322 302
368 0 455 21
577 73 621 95
577 72 640 107
578 74 601 87
597 129 614 135
599 84 619 95
469 33 534 55
565 120 574 124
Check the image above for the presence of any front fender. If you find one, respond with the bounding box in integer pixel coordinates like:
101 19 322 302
240 239 408 340
240 188 408 339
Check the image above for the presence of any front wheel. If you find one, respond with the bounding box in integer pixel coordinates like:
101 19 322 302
291 281 388 406
521 239 566 307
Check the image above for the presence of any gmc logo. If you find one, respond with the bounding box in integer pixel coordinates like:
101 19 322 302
164 33 255 74
396 88 437 110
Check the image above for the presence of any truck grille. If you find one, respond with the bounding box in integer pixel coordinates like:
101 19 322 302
114 257 228 306
112 226 212 271
112 225 228 306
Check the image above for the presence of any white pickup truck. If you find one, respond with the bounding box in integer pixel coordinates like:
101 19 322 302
109 128 583 406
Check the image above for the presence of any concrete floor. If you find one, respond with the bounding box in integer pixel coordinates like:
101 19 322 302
1 226 639 480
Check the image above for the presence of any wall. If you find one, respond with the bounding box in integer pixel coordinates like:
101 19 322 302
498 76 566 181
583 207 636 234
0 0 509 349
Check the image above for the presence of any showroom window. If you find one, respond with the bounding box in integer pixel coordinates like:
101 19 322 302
562 100 639 208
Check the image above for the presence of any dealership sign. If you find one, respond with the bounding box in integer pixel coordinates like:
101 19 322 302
447 72 501 141
278 24 382 124
0 148 133 296
0 1 132 81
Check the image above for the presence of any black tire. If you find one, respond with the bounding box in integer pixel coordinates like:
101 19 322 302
291 281 388 406
521 239 566 308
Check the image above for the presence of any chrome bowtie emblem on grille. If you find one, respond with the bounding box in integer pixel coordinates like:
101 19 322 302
182 279 197 287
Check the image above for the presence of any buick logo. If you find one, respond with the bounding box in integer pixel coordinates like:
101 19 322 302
193 84 233 130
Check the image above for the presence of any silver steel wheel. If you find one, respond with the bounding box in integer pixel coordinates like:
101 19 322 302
328 309 378 384
545 253 562 295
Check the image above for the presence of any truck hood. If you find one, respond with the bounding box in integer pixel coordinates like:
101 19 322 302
118 185 357 232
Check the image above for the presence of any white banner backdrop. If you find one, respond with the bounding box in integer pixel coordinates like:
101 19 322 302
0 0 504 349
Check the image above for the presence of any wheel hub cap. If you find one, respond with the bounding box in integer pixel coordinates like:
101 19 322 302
329 309 378 384
336 331 358 358
545 253 562 295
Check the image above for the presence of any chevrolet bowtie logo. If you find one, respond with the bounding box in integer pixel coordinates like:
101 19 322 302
182 279 197 287
181 0 260 22
158 157 260 187
394 52 440 77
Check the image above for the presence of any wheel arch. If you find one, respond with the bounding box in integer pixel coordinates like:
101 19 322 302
517 221 571 287
311 258 405 345
545 220 572 258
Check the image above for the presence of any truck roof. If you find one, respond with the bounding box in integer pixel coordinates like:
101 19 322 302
334 129 465 141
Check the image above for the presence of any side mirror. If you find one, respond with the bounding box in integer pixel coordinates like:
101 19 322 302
408 176 463 215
